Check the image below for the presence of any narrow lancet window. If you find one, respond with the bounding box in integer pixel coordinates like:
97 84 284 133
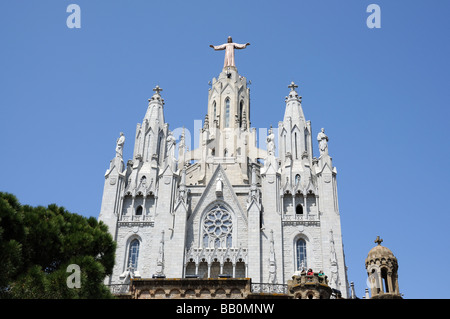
225 98 230 128
239 101 244 127
128 239 140 270
296 239 307 270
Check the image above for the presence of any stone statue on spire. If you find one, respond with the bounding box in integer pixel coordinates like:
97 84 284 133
317 128 329 156
210 36 250 68
115 132 125 158
266 126 275 156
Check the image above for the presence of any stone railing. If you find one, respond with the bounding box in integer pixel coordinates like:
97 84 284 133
119 215 154 227
282 214 320 226
287 273 332 299
120 215 153 222
291 273 329 286
108 283 130 295
185 247 248 264
251 283 288 294
128 278 252 299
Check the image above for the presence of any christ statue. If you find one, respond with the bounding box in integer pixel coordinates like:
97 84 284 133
210 36 250 68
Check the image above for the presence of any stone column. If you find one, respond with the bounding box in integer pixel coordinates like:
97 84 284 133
291 195 295 215
387 271 393 293
303 195 308 219
378 269 384 294
395 276 399 294
142 196 147 215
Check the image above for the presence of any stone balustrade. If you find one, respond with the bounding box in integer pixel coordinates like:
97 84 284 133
287 273 332 299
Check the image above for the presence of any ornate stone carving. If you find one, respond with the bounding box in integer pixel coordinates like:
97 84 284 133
268 230 277 284
329 230 340 290
155 231 165 276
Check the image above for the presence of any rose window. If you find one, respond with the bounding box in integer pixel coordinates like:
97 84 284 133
203 205 233 248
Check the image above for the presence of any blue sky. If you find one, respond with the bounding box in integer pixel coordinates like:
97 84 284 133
1 0 449 299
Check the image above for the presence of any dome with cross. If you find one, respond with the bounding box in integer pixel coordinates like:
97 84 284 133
366 236 397 265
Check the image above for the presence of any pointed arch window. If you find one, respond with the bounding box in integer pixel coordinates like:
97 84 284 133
304 130 309 152
146 132 152 161
213 101 217 120
239 100 244 127
135 205 143 215
156 133 163 162
295 174 301 186
128 239 140 270
225 98 230 128
296 238 307 270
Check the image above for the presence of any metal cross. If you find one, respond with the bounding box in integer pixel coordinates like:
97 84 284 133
374 236 383 245
288 81 298 91
153 85 163 94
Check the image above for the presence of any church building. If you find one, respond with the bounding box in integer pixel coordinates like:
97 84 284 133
98 37 350 298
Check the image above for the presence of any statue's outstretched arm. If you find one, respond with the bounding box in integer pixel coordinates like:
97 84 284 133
234 42 250 49
210 44 226 50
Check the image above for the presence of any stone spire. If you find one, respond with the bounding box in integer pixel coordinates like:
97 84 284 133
144 85 165 123
279 81 310 164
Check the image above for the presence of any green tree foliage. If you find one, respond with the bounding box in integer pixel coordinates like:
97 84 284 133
0 192 116 298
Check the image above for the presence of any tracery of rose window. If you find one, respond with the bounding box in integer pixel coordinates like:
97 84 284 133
202 205 233 248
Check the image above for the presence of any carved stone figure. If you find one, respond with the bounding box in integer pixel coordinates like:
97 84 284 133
330 262 339 289
329 230 340 289
329 230 337 264
317 128 328 156
166 131 176 158
266 127 275 156
268 230 277 284
116 132 125 158
216 174 223 195
155 231 165 276
210 36 250 68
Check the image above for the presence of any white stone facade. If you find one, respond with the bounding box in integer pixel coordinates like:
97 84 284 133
98 65 350 298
